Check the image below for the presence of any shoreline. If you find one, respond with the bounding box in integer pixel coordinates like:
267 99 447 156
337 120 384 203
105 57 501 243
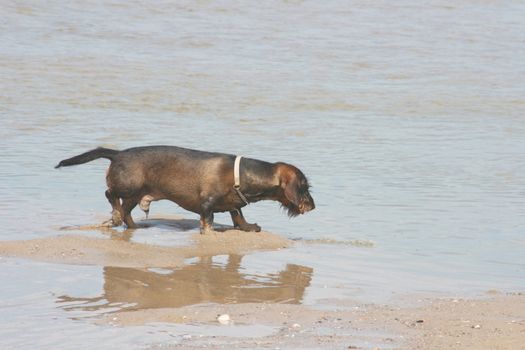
100 293 525 349
1 228 523 349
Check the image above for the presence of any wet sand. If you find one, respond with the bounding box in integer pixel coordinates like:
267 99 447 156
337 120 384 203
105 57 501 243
103 294 525 350
1 224 523 349
0 228 291 268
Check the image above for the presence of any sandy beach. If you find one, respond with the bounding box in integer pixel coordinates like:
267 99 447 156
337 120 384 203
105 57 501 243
105 294 525 350
1 225 523 349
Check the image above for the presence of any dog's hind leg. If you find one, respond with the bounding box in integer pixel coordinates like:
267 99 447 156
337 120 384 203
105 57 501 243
199 197 217 234
102 189 123 227
199 211 214 235
121 197 138 229
230 209 261 232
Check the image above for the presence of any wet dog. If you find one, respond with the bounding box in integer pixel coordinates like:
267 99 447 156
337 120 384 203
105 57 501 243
56 146 315 233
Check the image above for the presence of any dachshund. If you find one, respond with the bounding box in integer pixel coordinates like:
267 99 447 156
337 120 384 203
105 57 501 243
56 145 315 233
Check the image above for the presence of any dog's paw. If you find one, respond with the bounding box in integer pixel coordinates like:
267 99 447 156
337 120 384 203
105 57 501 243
239 223 261 232
200 226 215 235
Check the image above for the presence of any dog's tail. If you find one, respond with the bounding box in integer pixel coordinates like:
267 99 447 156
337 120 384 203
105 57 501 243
55 147 119 169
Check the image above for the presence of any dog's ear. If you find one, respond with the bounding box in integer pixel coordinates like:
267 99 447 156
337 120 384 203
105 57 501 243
283 179 300 207
276 163 301 207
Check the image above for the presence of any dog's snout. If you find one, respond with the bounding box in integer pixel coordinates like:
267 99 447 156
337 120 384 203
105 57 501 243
298 200 315 214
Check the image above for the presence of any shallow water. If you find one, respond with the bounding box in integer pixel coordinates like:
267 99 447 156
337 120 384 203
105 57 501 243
1 0 525 348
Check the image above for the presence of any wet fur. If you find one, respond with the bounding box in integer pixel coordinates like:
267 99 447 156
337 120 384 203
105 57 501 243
56 145 315 233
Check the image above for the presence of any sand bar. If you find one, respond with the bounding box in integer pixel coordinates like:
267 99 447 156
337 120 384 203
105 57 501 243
0 230 291 268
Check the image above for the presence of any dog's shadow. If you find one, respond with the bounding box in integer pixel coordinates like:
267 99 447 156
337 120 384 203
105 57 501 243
60 217 234 241
139 217 202 230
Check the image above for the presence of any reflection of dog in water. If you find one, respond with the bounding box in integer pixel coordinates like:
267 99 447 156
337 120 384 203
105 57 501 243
55 145 315 234
57 255 313 311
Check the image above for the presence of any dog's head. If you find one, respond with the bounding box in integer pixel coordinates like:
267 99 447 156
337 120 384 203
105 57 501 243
275 162 315 217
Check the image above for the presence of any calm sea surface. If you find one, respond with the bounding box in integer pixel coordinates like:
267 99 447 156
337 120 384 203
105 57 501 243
1 0 524 348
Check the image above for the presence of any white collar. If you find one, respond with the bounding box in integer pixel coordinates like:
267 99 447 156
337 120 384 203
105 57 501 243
233 155 249 205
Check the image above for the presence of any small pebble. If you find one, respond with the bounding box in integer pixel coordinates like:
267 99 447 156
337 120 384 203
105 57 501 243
292 323 301 328
472 324 481 329
217 314 230 325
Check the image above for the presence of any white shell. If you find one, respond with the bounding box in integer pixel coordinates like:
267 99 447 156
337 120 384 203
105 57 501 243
217 314 230 325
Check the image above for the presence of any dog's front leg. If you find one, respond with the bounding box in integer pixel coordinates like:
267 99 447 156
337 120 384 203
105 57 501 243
230 209 261 232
